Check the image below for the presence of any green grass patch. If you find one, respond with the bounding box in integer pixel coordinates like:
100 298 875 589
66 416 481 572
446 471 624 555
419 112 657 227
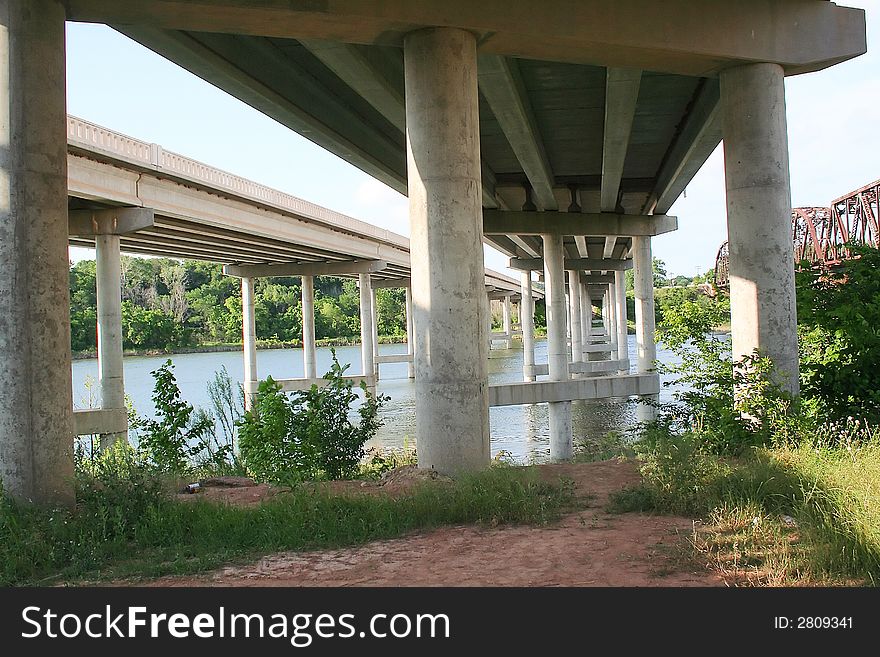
0 465 575 586
611 433 880 585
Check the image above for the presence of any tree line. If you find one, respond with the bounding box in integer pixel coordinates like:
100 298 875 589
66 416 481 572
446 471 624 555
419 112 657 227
69 257 411 353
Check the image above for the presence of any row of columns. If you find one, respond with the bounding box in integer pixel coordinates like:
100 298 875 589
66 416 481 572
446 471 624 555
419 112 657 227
0 11 800 504
242 272 415 408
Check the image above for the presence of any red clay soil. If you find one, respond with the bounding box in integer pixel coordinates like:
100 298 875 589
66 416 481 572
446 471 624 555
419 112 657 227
154 460 723 587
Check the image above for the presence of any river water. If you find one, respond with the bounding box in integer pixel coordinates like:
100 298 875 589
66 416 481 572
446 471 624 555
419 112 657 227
72 337 681 465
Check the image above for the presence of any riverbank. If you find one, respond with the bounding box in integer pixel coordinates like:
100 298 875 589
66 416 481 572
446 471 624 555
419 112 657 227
72 335 410 360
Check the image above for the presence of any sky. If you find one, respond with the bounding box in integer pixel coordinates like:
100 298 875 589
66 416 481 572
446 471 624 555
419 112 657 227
65 1 880 278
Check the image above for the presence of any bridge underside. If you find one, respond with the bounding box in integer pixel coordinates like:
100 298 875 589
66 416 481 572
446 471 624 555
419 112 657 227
0 0 866 503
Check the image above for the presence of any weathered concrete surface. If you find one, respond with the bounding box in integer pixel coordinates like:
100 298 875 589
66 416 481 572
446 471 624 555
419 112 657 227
241 276 258 406
633 235 658 422
404 285 414 378
614 270 628 374
542 233 572 460
567 270 583 365
721 63 799 394
0 0 74 506
405 28 489 473
358 273 375 382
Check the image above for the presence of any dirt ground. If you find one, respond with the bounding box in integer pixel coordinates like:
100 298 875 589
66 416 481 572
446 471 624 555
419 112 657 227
154 460 723 587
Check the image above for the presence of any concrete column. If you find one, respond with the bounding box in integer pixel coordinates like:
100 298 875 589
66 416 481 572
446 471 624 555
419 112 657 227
405 285 415 378
301 274 317 380
405 27 489 472
615 270 628 373
241 277 258 410
720 63 798 393
371 287 380 379
520 271 536 381
95 234 126 448
502 294 512 348
543 233 572 461
358 273 375 385
633 235 658 422
0 1 73 506
567 270 582 365
606 284 618 360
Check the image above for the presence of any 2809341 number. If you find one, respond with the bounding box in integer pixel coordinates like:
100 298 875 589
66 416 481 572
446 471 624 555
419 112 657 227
797 617 853 629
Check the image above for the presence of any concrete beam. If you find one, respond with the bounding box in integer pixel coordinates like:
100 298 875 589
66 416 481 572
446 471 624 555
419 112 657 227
75 1 867 77
223 259 386 278
275 375 375 393
601 68 641 212
574 235 590 259
370 277 411 289
73 408 129 436
510 257 632 272
530 359 629 377
69 207 155 236
489 373 659 406
646 79 722 215
375 353 413 364
478 55 557 211
484 210 677 236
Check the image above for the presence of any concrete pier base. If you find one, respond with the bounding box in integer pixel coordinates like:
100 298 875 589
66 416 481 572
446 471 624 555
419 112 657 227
405 27 489 472
720 62 799 393
0 0 74 506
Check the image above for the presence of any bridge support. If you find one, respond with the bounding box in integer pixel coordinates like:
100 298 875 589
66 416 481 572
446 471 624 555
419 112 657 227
633 235 658 422
567 270 583 367
358 273 376 388
520 272 536 381
543 233 572 460
371 287 380 380
720 63 799 393
301 275 317 380
405 27 489 473
614 270 629 374
501 295 512 349
241 277 258 409
0 1 74 506
95 233 127 448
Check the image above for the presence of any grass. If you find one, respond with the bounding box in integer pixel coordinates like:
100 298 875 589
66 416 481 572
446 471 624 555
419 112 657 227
610 431 880 585
0 463 576 586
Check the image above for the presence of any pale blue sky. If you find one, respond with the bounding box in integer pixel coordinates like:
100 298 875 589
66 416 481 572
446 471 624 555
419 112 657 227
66 1 879 277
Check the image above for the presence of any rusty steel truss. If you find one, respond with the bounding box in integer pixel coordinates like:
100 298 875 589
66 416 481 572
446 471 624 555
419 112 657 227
714 178 880 289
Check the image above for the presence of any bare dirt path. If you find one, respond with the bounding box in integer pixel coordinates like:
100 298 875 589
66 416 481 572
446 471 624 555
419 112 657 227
151 460 723 587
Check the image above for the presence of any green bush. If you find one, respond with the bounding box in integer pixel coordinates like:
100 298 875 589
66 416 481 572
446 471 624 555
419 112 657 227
238 351 390 482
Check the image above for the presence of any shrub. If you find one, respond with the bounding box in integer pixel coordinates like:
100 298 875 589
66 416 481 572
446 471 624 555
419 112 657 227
238 350 390 482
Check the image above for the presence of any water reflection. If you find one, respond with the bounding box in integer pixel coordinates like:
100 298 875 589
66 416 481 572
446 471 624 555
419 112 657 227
72 336 682 466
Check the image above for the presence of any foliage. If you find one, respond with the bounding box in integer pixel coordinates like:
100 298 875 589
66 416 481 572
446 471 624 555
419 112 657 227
796 245 880 425
135 360 220 474
238 351 390 483
69 256 409 353
0 464 574 585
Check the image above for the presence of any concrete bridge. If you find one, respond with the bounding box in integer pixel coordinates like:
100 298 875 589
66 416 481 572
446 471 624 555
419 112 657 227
0 1 866 505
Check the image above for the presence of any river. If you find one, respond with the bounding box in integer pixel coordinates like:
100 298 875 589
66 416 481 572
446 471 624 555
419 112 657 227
72 337 682 465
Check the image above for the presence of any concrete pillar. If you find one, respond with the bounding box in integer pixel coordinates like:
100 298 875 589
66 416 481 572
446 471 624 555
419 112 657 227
405 27 489 472
95 234 126 448
358 273 375 385
543 233 572 461
371 287 380 379
633 235 658 422
301 274 317 380
567 270 582 365
606 284 618 359
241 277 258 410
0 1 74 506
720 62 798 393
502 294 512 348
520 271 536 381
615 270 628 373
405 285 415 379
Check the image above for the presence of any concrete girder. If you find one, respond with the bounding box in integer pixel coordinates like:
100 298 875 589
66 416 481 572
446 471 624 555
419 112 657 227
510 257 632 272
484 210 677 236
478 54 557 211
601 68 642 213
223 260 386 278
69 207 155 235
